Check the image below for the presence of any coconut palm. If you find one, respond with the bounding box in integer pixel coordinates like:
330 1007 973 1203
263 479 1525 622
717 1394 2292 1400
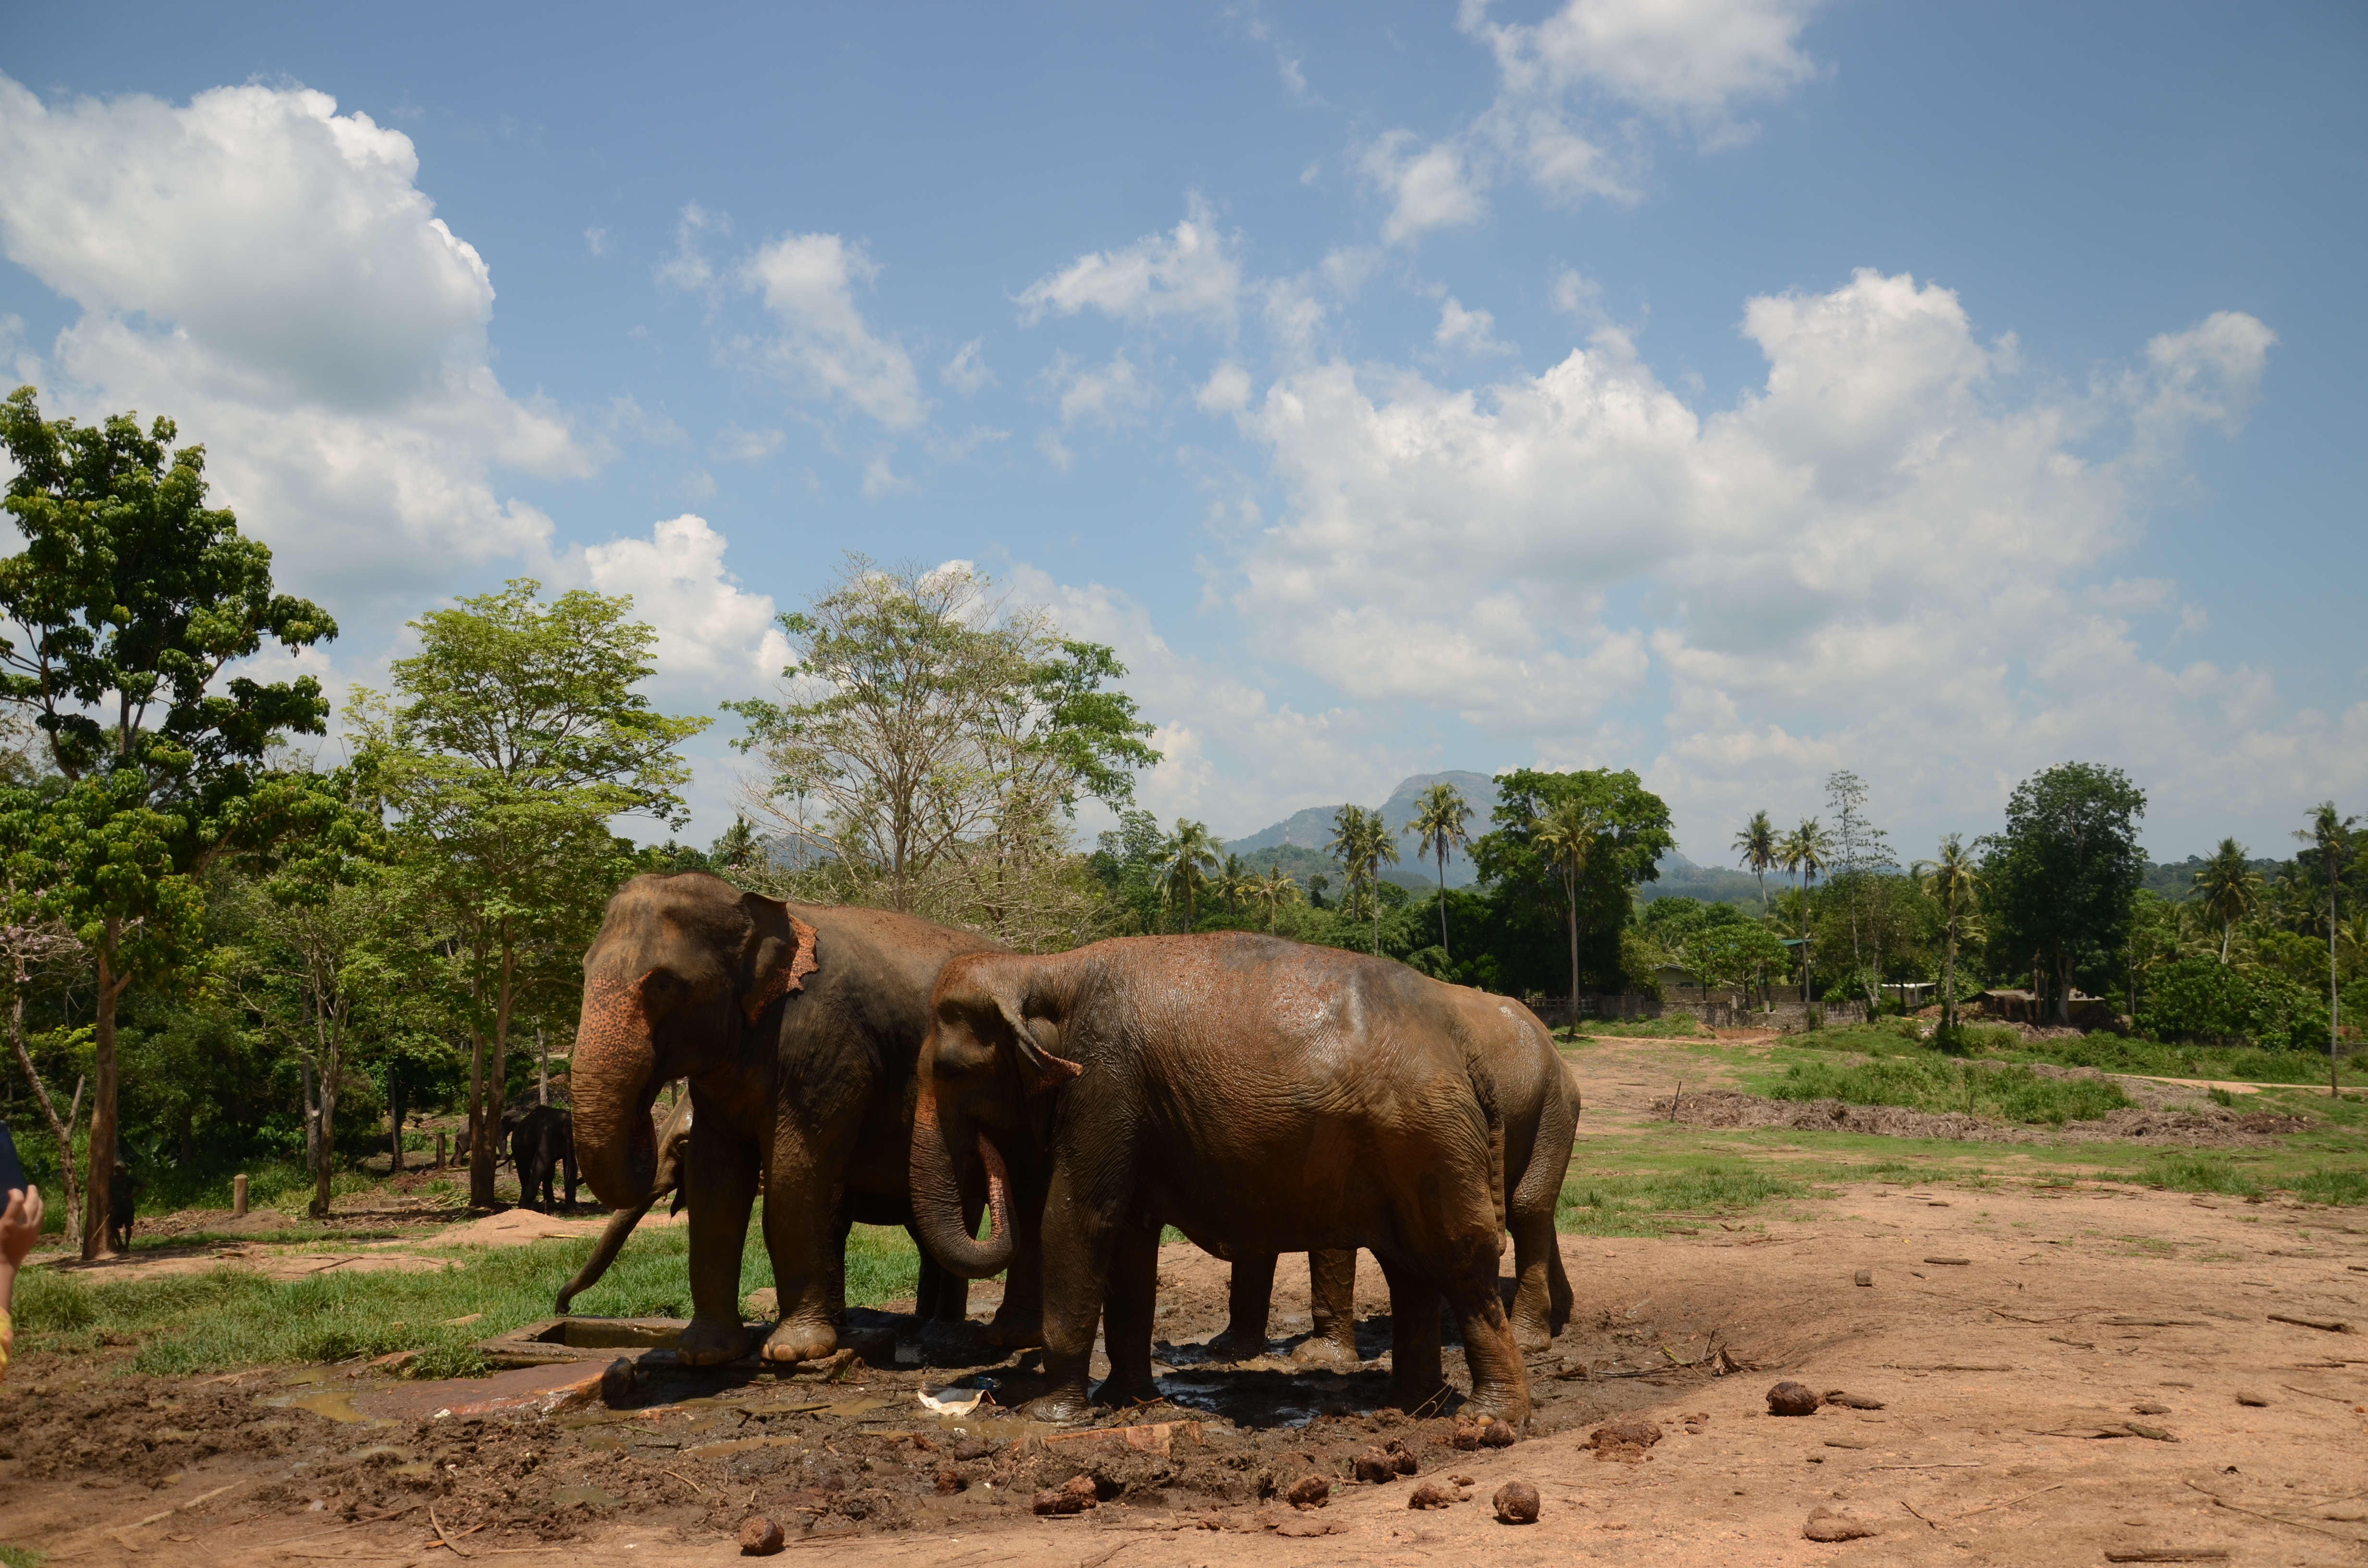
1777 817 1832 1004
1252 864 1302 932
1404 782 1474 962
1327 804 1400 955
2294 802 2357 1098
1216 852 1256 916
1159 819 1222 931
2192 838 2263 965
1534 796 1604 1030
1733 809 1778 916
1913 834 1983 1035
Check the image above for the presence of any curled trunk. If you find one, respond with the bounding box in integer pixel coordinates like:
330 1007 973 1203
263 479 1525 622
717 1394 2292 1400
571 975 660 1211
907 1088 1013 1279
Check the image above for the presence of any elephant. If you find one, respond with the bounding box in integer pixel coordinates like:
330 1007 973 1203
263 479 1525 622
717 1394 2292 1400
572 871 1024 1368
454 1111 518 1168
908 932 1533 1426
557 1094 694 1312
1208 987 1579 1370
511 1104 579 1212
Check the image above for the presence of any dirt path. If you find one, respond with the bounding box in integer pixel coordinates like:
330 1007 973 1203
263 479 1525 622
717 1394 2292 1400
4 1179 2362 1567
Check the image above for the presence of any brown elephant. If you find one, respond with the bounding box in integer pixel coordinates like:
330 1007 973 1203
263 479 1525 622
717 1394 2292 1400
573 871 1026 1366
908 933 1531 1425
1209 987 1579 1370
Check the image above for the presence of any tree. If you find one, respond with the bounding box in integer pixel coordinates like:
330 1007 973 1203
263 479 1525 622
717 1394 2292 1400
1404 782 1474 961
1914 834 1983 1035
1473 768 1674 1004
2193 838 2263 965
1825 771 1896 1007
1981 762 2147 1025
0 388 337 1255
2295 802 2356 1098
0 868 86 1230
356 580 705 1209
1777 818 1831 1003
1534 798 1604 1026
728 559 1155 915
1160 820 1222 931
1251 864 1302 932
1326 805 1399 955
1733 809 1778 916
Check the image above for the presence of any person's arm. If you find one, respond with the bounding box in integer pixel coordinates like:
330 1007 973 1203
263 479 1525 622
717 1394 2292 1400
0 1185 44 1378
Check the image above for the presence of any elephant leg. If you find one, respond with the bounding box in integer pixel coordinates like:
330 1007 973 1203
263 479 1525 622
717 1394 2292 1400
1377 1254 1444 1415
1505 1211 1560 1351
1443 1255 1531 1426
910 1229 971 1324
679 1122 761 1366
757 1112 866 1365
563 1149 579 1210
556 1195 655 1313
1546 1241 1573 1335
1205 1253 1275 1362
1093 1223 1162 1410
1507 1079 1578 1348
985 1153 1049 1350
1294 1250 1362 1367
1017 1170 1111 1423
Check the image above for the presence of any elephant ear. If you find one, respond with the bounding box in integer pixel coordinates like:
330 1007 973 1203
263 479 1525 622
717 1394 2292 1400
994 995 1082 1096
739 895 821 1025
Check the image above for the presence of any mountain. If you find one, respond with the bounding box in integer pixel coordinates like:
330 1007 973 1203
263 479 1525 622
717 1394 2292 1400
1229 770 1501 889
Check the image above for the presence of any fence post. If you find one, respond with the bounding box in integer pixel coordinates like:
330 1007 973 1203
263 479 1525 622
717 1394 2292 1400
232 1173 249 1218
436 1129 448 1169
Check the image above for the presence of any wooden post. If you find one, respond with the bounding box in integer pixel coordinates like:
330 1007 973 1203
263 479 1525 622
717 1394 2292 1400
232 1173 249 1218
436 1129 448 1169
538 1028 549 1106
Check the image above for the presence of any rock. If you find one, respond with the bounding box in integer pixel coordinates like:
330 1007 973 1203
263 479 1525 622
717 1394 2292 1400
1407 1479 1456 1510
934 1466 967 1495
1854 1268 1874 1286
737 1515 785 1556
1479 1418 1518 1448
1803 1506 1878 1542
1449 1474 1474 1486
1061 1475 1100 1510
1823 1390 1885 1410
1353 1447 1399 1483
1493 1480 1541 1524
1766 1381 1823 1416
1285 1474 1331 1510
2132 1401 2171 1415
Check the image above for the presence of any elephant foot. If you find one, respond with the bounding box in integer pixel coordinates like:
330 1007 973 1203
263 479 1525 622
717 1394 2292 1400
1388 1373 1449 1418
1202 1328 1268 1364
1016 1388 1096 1424
761 1318 839 1364
1510 1312 1556 1353
1291 1332 1361 1369
677 1315 759 1366
1460 1381 1533 1429
984 1304 1044 1351
1092 1370 1160 1410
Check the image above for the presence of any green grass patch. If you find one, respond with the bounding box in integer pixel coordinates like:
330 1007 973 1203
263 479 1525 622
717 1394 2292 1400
1557 1163 1818 1236
1572 1016 1703 1040
2289 1167 2368 1205
10 1209 925 1378
1765 1056 2131 1125
2137 1152 2263 1197
0 1543 48 1568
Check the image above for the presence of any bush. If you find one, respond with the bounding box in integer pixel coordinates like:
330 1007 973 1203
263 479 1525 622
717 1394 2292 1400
1768 1057 2130 1125
2288 1167 2368 1206
2140 956 2329 1051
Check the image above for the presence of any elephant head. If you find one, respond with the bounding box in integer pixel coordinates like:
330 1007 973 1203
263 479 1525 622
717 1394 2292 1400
572 871 818 1211
907 953 1080 1279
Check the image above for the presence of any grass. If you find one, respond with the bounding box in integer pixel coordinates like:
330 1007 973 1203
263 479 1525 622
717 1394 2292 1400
1764 1056 2133 1125
1571 1016 1703 1040
1786 1018 2368 1086
2138 1152 2263 1197
2290 1166 2368 1205
0 1545 46 1568
1556 1163 1821 1236
10 1207 924 1379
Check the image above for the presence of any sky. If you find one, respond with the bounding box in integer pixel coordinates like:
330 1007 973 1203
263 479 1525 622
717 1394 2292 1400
1 1 2363 867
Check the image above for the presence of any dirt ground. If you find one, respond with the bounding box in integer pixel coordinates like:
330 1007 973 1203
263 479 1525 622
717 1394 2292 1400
3 1045 2363 1567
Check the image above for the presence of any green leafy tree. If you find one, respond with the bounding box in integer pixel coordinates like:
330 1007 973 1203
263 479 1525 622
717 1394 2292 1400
1733 809 1778 916
1825 770 1896 1006
1404 782 1474 961
1472 768 1674 1007
1913 834 1983 1034
1777 818 1831 1002
1326 804 1399 955
0 388 337 1254
0 869 87 1228
1160 819 1222 931
354 580 705 1209
1534 798 1604 1022
1251 864 1302 932
2295 802 2357 1097
2193 838 2263 965
1980 762 2147 1025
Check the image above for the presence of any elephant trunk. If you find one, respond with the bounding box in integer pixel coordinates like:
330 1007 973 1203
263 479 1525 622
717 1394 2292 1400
556 1195 656 1313
908 1086 1014 1279
572 974 660 1212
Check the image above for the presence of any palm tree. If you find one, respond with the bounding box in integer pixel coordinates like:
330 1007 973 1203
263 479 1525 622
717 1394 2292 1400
1733 809 1777 916
1913 834 1983 1036
1534 797 1603 1030
1777 817 1832 1007
2294 802 2357 1098
1216 852 1255 917
1404 782 1474 962
1160 819 1222 931
1327 804 1400 955
2192 838 2263 964
1252 864 1302 932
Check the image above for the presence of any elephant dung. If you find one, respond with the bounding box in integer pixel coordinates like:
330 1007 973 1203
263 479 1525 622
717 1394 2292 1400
1284 1475 1332 1509
1493 1479 1542 1524
1766 1380 1823 1416
1804 1507 1879 1542
737 1515 785 1555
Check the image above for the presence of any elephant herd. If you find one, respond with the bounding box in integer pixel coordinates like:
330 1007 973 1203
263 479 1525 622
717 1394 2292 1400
566 870 1579 1424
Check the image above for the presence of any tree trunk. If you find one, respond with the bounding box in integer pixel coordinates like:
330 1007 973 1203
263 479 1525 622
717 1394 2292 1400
1942 931 1957 1035
1565 874 1580 1034
538 1028 549 1106
9 959 80 1234
1436 852 1450 962
467 1022 494 1209
388 1067 405 1176
81 926 124 1260
300 1055 321 1176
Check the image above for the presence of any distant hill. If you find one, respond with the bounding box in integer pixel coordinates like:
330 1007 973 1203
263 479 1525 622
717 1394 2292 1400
1229 770 1500 889
2141 856 2283 903
1638 850 1782 910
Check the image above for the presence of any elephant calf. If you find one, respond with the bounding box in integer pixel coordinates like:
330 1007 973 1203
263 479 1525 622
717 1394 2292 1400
511 1105 578 1212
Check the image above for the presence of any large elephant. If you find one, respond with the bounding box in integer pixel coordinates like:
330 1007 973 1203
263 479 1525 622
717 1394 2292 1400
573 871 1019 1366
909 933 1531 1425
1210 987 1579 1368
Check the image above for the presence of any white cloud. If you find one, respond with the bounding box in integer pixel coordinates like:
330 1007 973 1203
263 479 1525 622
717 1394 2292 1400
1548 267 1605 321
712 423 782 462
655 202 728 293
1434 296 1512 356
741 231 926 429
584 226 611 257
572 513 789 696
0 74 589 618
942 337 995 394
1036 428 1075 471
1463 0 1822 128
1050 352 1153 428
1196 361 1253 414
1016 196 1243 326
1228 268 2311 849
861 454 913 497
1360 131 1488 244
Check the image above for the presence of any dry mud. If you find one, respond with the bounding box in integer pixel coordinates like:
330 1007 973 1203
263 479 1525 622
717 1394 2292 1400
3 1183 2364 1567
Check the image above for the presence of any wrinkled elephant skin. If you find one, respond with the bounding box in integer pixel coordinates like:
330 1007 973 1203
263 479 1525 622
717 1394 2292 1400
910 933 1532 1426
571 871 1018 1367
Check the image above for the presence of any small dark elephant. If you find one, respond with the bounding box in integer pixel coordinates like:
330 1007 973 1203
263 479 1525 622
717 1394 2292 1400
107 1156 139 1252
511 1105 578 1212
455 1110 520 1168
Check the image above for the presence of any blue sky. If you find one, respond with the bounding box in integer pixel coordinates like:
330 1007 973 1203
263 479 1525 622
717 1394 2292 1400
2 2 2362 865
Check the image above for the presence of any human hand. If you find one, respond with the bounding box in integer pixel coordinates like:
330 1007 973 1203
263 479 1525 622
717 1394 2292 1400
1 1185 43 1269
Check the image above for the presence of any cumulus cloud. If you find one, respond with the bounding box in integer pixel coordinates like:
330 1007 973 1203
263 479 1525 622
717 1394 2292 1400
1229 269 2304 846
1197 361 1253 413
1048 352 1153 428
741 231 926 429
572 513 789 696
0 74 589 617
1016 196 1243 326
1360 132 1489 244
1434 296 1512 356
